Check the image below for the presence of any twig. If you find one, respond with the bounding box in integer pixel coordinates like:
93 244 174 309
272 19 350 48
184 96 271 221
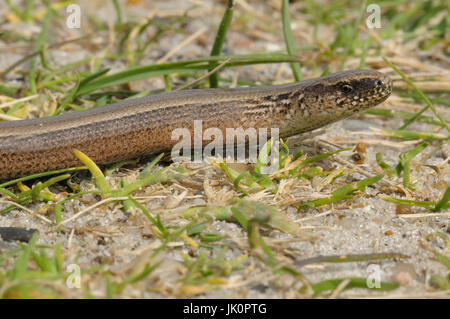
174 58 231 91
0 94 39 109
0 34 94 79
0 200 52 224
156 27 207 64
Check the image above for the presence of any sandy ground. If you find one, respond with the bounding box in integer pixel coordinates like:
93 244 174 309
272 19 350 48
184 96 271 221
0 0 448 298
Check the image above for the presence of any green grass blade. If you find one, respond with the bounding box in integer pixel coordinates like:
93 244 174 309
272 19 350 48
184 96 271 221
383 56 450 133
312 277 399 296
75 54 300 96
73 149 111 196
281 0 302 81
434 187 450 212
299 175 383 209
0 167 87 188
376 153 397 176
209 0 234 88
399 142 428 189
231 207 248 230
29 7 52 93
382 129 448 141
11 232 39 279
112 0 122 28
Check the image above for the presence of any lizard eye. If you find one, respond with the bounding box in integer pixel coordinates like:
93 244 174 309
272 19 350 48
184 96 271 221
340 83 353 94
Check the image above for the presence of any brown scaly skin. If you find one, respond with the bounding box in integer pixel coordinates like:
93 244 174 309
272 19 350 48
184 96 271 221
0 70 391 180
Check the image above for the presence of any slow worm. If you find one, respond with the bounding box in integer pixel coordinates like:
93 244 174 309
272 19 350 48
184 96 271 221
0 70 391 180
